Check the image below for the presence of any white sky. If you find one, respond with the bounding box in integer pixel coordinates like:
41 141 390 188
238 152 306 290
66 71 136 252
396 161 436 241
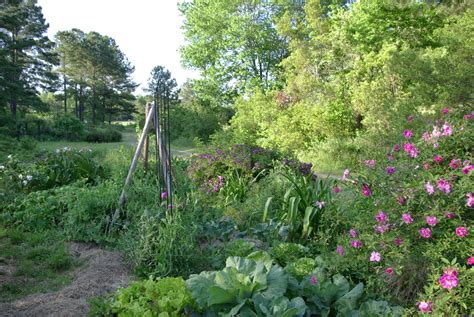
37 0 198 93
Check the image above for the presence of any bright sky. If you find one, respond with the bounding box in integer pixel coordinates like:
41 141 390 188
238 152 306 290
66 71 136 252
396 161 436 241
38 0 198 93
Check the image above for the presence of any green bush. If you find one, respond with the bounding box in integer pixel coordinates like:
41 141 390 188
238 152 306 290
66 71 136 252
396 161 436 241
52 114 85 141
85 127 122 143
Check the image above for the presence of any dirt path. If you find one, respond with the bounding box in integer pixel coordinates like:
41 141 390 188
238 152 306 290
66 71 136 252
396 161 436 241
0 242 131 317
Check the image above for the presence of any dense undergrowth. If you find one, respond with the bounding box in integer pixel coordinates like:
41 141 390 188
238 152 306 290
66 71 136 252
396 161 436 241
1 107 472 316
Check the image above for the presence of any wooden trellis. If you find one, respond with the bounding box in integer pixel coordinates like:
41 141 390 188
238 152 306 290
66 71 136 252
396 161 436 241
112 90 173 224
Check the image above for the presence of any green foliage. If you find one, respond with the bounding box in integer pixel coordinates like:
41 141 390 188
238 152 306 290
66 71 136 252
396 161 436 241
103 277 195 316
85 127 122 143
270 242 307 267
52 114 85 141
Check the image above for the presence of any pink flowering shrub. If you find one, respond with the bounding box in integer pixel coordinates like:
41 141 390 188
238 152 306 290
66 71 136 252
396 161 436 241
329 109 473 314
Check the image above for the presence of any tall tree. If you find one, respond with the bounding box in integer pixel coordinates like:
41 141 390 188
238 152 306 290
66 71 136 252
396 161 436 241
179 0 288 100
0 0 57 118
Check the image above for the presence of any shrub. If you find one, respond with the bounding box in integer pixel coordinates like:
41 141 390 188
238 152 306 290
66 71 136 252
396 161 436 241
331 108 473 313
85 127 122 143
52 114 85 141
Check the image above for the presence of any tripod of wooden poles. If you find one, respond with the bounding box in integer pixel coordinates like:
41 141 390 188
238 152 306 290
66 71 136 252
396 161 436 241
111 94 173 227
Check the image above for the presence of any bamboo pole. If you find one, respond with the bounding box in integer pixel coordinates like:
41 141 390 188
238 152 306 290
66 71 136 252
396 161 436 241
155 99 170 198
143 103 150 172
112 102 155 224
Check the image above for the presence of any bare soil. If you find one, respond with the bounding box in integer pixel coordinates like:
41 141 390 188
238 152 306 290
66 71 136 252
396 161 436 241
0 242 131 317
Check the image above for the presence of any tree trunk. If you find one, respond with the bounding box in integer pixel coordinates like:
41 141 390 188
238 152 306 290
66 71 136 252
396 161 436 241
79 85 84 122
10 96 17 119
63 75 67 113
74 84 79 118
92 87 96 124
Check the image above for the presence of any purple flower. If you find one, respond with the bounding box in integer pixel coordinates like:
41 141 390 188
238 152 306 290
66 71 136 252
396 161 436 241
402 213 413 224
407 115 413 122
420 228 431 238
467 193 474 207
417 301 433 313
386 166 396 175
342 169 350 180
364 159 375 168
393 144 400 152
422 131 431 141
311 275 317 285
349 228 358 238
442 123 452 136
336 245 344 256
441 107 449 114
437 178 451 194
433 155 443 164
161 191 168 200
370 251 381 262
449 159 461 169
426 216 438 227
439 269 458 289
394 237 403 246
375 211 387 223
425 182 435 195
374 224 389 234
333 186 340 193
404 130 413 139
444 212 456 219
387 153 394 161
351 240 362 248
362 184 372 197
462 165 473 175
314 201 325 209
397 196 406 206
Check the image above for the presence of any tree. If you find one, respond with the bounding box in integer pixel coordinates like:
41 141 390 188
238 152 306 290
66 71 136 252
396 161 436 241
179 0 288 100
0 0 57 118
55 29 137 123
147 65 178 99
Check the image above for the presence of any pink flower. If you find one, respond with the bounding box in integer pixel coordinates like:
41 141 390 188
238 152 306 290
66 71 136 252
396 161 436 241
342 169 350 180
462 165 473 175
351 240 362 248
311 275 317 285
442 123 452 136
364 159 375 168
417 301 433 313
404 129 413 139
444 212 456 219
437 178 451 194
374 224 389 234
362 184 372 197
439 269 458 289
426 216 438 227
336 245 344 256
333 185 340 193
467 257 474 265
402 213 413 224
467 193 474 207
393 144 400 152
370 251 381 262
375 211 387 223
407 115 413 122
423 163 430 170
386 166 396 175
394 237 403 246
449 159 461 169
425 182 435 195
420 228 431 238
422 132 431 142
464 114 472 120
433 143 439 149
455 227 467 237
397 196 406 206
433 155 442 164
403 143 414 153
387 152 394 161
441 107 449 114
409 147 419 158
161 191 168 200
385 267 394 275
349 228 358 238
431 126 442 138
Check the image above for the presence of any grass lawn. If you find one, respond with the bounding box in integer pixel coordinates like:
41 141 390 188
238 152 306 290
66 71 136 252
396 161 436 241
0 227 78 301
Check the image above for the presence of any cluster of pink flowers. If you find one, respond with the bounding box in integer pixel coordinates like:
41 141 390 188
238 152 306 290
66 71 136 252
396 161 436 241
433 155 443 164
437 178 451 194
417 301 433 313
462 165 473 175
403 143 419 158
439 268 458 290
364 159 375 168
420 228 431 239
426 216 438 227
375 211 387 223
402 213 413 224
351 240 362 248
467 193 474 207
404 129 413 139
370 251 381 262
455 227 468 237
425 182 435 195
449 159 461 169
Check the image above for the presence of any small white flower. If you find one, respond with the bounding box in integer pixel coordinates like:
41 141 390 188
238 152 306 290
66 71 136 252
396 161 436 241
26 175 33 181
18 174 23 179
0 165 4 170
56 149 60 153
22 180 27 185
314 201 325 209
7 155 12 159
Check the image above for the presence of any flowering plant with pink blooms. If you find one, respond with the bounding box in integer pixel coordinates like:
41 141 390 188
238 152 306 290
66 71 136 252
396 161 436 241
328 109 473 314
